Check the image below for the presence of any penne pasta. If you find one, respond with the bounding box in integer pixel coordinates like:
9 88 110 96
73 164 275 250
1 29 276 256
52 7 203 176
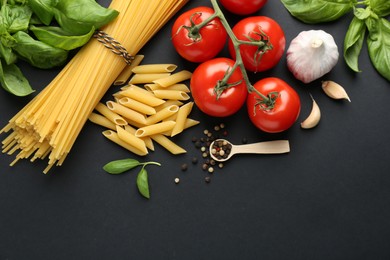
145 83 190 93
145 105 179 125
184 118 200 129
153 89 190 101
103 130 148 156
151 134 186 155
106 101 147 125
132 64 177 74
120 85 165 107
88 112 117 131
124 125 154 151
171 102 194 136
154 100 183 111
116 125 148 154
114 54 144 85
165 84 191 93
95 103 128 126
135 121 176 137
118 97 156 115
153 70 192 87
128 73 171 84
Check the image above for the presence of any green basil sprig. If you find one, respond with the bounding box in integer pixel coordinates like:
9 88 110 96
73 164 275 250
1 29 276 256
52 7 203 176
0 0 119 96
281 0 390 82
103 159 161 199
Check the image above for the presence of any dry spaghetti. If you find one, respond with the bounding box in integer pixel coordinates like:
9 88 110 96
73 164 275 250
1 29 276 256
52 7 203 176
0 0 188 173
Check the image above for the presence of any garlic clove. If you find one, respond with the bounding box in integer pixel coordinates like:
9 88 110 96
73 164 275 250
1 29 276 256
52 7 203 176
321 80 351 102
301 95 321 129
286 30 339 84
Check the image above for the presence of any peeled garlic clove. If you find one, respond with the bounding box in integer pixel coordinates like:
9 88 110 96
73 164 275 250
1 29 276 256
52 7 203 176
301 95 321 129
322 80 351 102
286 30 339 84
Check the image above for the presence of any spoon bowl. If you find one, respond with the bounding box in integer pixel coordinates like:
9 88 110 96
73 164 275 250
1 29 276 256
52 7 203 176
209 139 290 162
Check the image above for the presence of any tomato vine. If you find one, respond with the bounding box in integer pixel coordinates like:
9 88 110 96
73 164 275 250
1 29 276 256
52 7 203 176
191 0 279 109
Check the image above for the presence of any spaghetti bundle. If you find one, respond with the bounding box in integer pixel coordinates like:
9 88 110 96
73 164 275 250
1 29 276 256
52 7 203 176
0 0 188 173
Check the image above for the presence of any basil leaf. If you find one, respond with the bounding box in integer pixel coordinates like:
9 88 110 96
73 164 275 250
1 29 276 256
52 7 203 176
28 0 55 25
103 159 141 174
366 17 390 81
30 25 95 51
370 0 390 17
0 59 34 96
1 5 32 34
0 41 18 65
280 0 354 24
344 17 366 72
136 168 150 199
12 31 68 69
52 0 119 35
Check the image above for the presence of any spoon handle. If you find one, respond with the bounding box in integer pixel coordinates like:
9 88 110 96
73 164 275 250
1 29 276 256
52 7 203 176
234 140 290 155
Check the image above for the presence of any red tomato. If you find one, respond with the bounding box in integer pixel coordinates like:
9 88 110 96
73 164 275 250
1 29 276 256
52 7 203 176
246 77 300 133
190 58 248 117
228 16 286 72
219 0 267 15
171 7 227 63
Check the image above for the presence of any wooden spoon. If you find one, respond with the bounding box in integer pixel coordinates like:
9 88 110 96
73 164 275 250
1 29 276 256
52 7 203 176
209 139 290 162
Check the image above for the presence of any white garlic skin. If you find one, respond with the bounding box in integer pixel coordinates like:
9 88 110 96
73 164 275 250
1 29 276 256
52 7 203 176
286 30 339 84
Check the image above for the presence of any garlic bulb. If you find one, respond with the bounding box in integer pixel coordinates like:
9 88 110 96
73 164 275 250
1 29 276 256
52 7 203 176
286 30 339 84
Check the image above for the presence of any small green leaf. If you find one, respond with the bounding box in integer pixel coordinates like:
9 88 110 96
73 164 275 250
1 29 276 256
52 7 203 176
103 158 141 174
30 25 95 51
0 59 35 96
354 7 371 20
136 168 150 199
280 0 354 24
370 0 390 17
344 17 366 72
366 17 390 81
12 31 68 69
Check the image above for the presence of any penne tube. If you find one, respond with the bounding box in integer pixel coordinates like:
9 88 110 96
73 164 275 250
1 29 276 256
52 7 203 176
88 112 117 131
144 83 160 92
153 70 192 87
94 103 127 126
114 54 144 85
128 73 171 84
124 125 154 151
103 130 148 156
116 125 148 154
106 101 147 125
151 134 186 155
184 118 200 129
163 118 200 136
132 64 177 74
171 102 194 136
153 89 190 101
154 100 183 111
145 83 190 93
145 105 179 125
118 97 156 115
165 84 191 93
135 121 176 137
120 85 165 107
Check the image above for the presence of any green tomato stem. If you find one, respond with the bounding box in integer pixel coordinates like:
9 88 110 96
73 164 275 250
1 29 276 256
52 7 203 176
207 0 270 102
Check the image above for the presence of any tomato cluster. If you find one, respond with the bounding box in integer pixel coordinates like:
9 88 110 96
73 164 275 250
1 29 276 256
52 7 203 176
171 1 300 133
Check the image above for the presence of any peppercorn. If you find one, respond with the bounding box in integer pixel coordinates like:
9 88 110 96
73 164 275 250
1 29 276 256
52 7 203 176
181 163 188 171
192 157 198 164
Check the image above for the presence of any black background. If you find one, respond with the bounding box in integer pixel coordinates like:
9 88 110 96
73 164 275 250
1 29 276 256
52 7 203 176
1 0 390 259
